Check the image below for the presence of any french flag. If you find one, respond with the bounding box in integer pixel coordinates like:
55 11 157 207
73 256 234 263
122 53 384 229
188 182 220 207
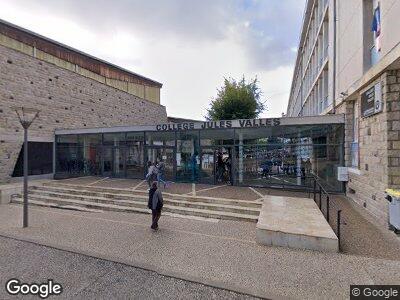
371 6 381 51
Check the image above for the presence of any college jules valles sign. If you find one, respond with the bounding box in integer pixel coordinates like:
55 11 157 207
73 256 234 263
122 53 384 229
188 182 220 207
155 118 281 131
361 82 383 118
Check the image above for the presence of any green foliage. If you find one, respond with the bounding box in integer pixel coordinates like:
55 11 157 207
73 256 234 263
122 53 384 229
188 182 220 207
206 76 265 120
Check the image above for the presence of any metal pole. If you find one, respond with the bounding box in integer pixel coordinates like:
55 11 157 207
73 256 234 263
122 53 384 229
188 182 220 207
319 185 322 209
337 210 342 251
313 179 316 202
23 127 28 228
326 196 330 223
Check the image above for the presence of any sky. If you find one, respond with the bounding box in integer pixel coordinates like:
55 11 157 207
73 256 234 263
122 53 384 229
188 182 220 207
0 0 306 120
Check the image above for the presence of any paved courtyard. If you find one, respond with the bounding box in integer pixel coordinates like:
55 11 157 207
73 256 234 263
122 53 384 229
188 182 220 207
0 236 257 300
0 177 399 299
53 176 400 260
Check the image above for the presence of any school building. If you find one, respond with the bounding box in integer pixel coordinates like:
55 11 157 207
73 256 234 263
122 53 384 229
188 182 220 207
0 18 167 184
287 0 400 225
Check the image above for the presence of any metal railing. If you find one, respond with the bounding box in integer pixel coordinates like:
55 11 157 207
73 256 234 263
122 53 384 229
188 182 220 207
309 176 343 251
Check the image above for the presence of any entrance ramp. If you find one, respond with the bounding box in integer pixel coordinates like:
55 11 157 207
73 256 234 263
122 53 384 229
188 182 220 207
256 195 338 252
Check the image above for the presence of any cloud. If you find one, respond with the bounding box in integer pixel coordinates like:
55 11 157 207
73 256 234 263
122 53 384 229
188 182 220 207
7 0 305 70
0 0 305 119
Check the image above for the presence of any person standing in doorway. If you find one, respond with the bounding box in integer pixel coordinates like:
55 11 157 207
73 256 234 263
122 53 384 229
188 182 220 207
148 181 163 230
157 159 167 188
146 161 157 188
216 151 224 183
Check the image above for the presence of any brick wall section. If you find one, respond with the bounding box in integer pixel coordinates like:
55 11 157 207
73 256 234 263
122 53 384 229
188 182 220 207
0 44 167 183
337 71 400 225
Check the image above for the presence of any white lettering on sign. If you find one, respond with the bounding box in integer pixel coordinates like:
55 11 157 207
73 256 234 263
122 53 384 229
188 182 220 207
155 118 281 131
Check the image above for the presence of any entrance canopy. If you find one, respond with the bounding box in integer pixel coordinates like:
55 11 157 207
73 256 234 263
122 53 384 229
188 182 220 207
54 115 345 192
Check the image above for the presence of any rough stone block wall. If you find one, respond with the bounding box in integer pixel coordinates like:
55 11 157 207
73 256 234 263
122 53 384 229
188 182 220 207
386 69 400 190
0 32 161 104
0 44 167 183
338 71 400 225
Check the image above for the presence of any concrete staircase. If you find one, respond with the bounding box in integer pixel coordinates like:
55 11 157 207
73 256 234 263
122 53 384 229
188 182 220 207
11 182 261 222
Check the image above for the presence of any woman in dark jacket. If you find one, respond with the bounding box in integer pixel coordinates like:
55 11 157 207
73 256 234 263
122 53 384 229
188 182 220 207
148 181 163 230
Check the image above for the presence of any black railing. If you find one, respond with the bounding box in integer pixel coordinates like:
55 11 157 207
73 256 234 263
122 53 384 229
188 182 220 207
309 176 343 251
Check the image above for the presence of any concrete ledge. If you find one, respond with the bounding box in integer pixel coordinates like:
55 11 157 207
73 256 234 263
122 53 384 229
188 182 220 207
0 179 50 204
256 195 338 252
0 184 22 204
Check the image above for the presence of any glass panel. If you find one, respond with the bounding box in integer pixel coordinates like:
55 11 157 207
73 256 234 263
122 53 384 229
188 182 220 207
81 134 102 176
82 146 101 176
102 147 113 176
103 133 126 146
234 142 341 192
126 144 145 179
200 129 234 146
199 148 215 184
146 131 175 146
146 148 175 181
176 131 200 182
57 135 78 145
199 147 232 184
81 134 101 147
56 145 83 176
113 147 125 177
126 132 144 144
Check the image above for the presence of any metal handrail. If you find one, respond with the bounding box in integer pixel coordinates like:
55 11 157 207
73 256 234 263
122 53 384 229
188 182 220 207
310 175 342 251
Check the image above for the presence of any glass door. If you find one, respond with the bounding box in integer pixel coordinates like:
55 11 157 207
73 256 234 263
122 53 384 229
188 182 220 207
146 147 175 181
113 147 125 177
102 146 113 177
199 147 232 185
126 145 145 178
102 146 126 177
199 148 215 184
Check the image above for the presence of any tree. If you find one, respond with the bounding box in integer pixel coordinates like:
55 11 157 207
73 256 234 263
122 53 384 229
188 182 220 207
206 76 265 120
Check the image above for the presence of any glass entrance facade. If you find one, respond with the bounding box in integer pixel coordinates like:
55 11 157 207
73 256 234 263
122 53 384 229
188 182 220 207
55 116 345 192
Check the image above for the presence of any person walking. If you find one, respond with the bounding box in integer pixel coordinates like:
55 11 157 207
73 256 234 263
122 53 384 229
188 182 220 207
146 162 157 188
148 181 163 230
157 159 167 188
216 151 224 183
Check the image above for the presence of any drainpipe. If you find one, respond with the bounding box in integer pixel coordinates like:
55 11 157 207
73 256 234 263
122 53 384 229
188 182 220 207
332 0 337 114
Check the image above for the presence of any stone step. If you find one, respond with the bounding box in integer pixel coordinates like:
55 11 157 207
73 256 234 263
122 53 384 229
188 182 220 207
34 184 262 208
11 196 258 222
30 188 148 203
27 190 260 215
11 196 149 214
10 198 104 213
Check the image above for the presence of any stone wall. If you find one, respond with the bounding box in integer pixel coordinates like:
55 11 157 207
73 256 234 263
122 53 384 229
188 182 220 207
337 70 400 225
386 70 400 190
0 44 167 183
0 32 161 104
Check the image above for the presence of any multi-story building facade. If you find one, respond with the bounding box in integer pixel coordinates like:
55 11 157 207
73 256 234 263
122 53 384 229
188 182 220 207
0 19 167 183
288 0 400 227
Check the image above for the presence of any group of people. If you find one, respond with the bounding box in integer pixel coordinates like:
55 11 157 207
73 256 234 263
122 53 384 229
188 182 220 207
145 160 167 189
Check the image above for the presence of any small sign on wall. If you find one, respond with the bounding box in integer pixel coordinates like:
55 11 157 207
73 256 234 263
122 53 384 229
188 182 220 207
337 167 349 182
361 82 383 117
